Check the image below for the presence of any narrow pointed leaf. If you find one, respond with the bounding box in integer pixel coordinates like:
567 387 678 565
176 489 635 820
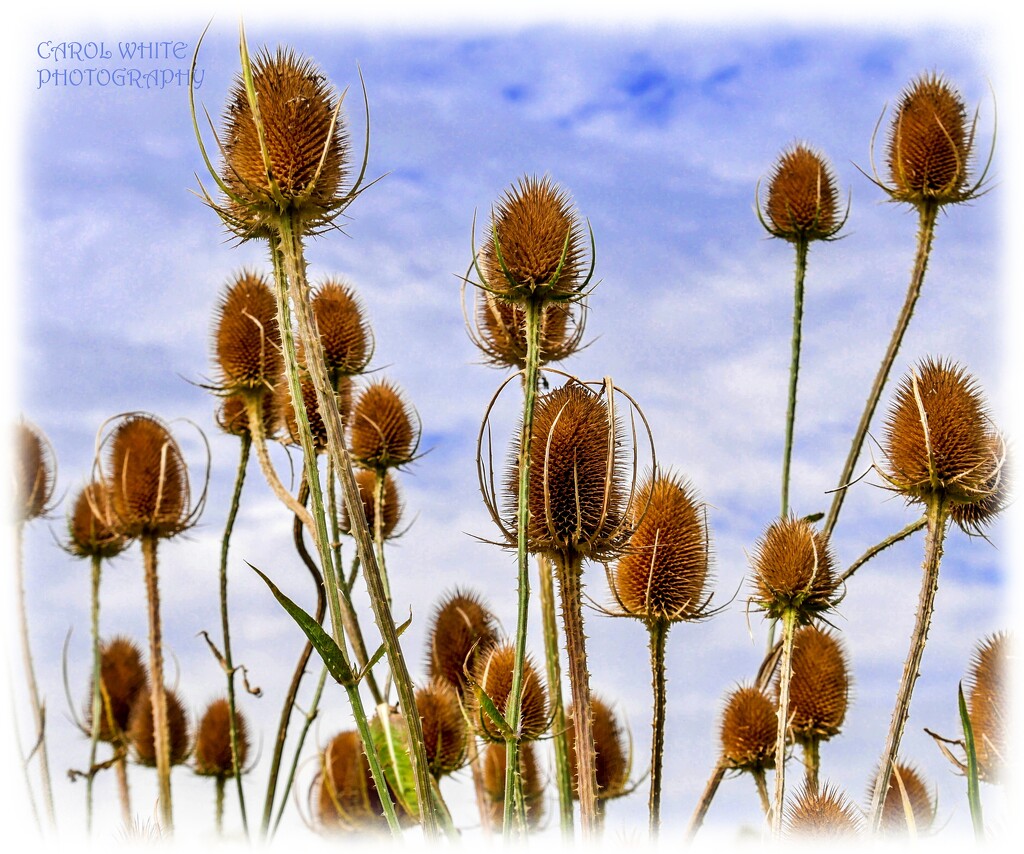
959 681 985 840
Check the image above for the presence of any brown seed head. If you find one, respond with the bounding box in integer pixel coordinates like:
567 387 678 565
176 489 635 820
886 73 973 206
473 292 582 369
751 516 838 623
482 740 545 828
315 730 387 833
949 432 1010 535
613 471 711 623
128 685 191 767
720 684 777 771
212 270 282 393
883 358 995 506
468 642 548 742
415 679 467 778
764 144 842 241
340 469 402 540
566 696 629 800
481 175 585 302
67 481 128 559
194 698 249 778
276 359 353 453
786 781 862 837
220 47 348 236
426 588 499 694
349 379 417 470
216 389 279 440
87 636 147 743
312 278 372 379
965 631 1010 783
877 762 935 834
781 625 851 742
12 421 55 523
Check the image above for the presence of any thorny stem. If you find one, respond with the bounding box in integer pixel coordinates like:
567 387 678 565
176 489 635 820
115 752 131 827
215 775 226 836
868 493 949 832
840 516 927 584
373 470 392 608
801 737 820 794
141 533 173 833
685 761 725 840
781 237 808 521
648 618 669 838
771 607 798 838
752 767 772 821
824 200 939 539
86 554 102 835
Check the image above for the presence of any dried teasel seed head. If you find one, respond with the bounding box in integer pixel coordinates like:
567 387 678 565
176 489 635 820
473 292 582 369
86 636 147 743
349 378 417 470
882 358 996 507
220 47 348 237
779 625 851 743
212 270 282 394
315 730 388 833
194 698 249 778
105 414 192 539
751 516 838 623
216 389 279 440
312 278 372 379
66 481 128 559
128 685 191 767
276 359 353 453
965 631 1010 783
425 588 499 694
566 696 629 800
481 174 585 302
507 380 629 559
613 471 712 623
875 761 935 834
12 421 56 523
415 679 467 778
482 740 545 828
786 781 863 837
949 432 1010 536
763 144 842 241
720 684 777 771
886 73 974 207
468 642 548 743
340 469 402 540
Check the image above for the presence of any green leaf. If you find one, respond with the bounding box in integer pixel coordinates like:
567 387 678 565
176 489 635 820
249 563 356 687
358 612 413 682
959 680 984 840
802 512 824 524
369 705 420 820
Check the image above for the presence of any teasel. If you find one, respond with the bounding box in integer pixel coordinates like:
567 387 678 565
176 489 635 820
466 642 549 745
777 625 851 793
868 359 1003 830
95 413 206 833
825 72 993 539
10 421 58 830
314 731 390 834
311 277 374 383
716 684 778 825
566 696 632 826
128 685 191 769
606 470 714 836
785 781 862 838
415 680 468 779
194 698 251 834
872 761 935 835
750 516 839 837
482 741 545 830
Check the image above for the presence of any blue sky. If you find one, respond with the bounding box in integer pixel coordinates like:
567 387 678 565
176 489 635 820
4 3 1020 848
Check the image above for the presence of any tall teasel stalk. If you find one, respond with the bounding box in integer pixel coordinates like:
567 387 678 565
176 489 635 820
867 358 1004 831
824 72 993 539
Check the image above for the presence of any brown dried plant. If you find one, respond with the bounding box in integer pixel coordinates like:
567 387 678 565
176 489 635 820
467 642 549 744
128 685 191 768
482 741 545 830
786 781 862 838
760 143 844 242
874 761 935 835
311 277 374 381
314 731 389 834
425 588 500 696
194 698 250 778
349 378 419 471
566 696 631 806
415 679 468 778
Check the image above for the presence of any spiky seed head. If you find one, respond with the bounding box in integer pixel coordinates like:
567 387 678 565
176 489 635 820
415 679 467 778
883 358 995 506
481 175 585 302
425 588 499 694
67 481 128 559
86 636 147 743
781 625 851 742
720 684 777 771
193 698 249 778
216 389 279 440
220 47 348 236
764 144 842 241
886 73 973 206
349 379 417 470
340 469 402 540
786 782 863 837
276 360 352 452
312 278 372 379
12 421 55 523
474 292 580 369
212 270 282 394
566 696 629 800
876 762 935 834
128 685 191 767
315 730 388 833
965 631 1010 783
482 740 545 828
468 642 548 743
751 516 838 623
613 471 711 623
949 432 1010 535
507 380 629 559
106 414 191 539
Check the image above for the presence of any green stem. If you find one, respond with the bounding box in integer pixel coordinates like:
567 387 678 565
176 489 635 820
373 470 392 608
752 767 772 821
86 554 102 835
801 737 820 794
215 775 225 836
141 533 173 833
771 607 798 838
685 761 725 840
840 516 927 584
868 493 949 832
648 618 669 838
824 200 939 539
781 237 808 521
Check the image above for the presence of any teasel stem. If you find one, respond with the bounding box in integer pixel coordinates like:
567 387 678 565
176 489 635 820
220 430 251 837
685 761 725 840
266 227 404 836
824 200 939 539
466 737 492 835
648 617 669 838
86 553 103 835
781 237 808 521
771 607 798 838
115 749 131 827
141 533 173 832
215 775 226 836
752 768 772 821
555 548 599 838
868 492 949 832
840 515 926 584
373 470 392 608
538 553 573 837
13 522 56 830
801 737 820 793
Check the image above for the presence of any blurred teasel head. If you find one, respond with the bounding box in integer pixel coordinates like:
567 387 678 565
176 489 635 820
482 740 545 829
779 625 851 744
720 683 777 772
760 143 844 242
340 469 402 540
965 631 1010 783
785 781 862 837
216 389 278 440
875 761 935 834
193 698 249 778
86 635 147 743
468 290 585 370
66 481 128 560
467 641 548 743
311 277 373 382
12 420 56 523
425 587 499 695
567 695 630 801
211 269 282 396
128 684 191 767
750 516 839 624
315 730 388 833
348 378 418 471
414 679 467 778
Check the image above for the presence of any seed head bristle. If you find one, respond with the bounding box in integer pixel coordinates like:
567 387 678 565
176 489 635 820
212 270 282 393
482 740 545 828
340 469 402 540
67 481 128 559
86 636 147 743
764 144 842 241
315 730 388 833
750 516 838 623
474 292 581 369
949 432 1010 535
349 378 417 470
193 698 249 778
965 631 1010 783
13 421 55 523
468 642 548 743
781 625 851 742
566 695 629 800
786 781 862 837
876 761 935 833
720 683 777 771
128 684 191 767
425 588 499 694
312 278 372 379
415 679 467 778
